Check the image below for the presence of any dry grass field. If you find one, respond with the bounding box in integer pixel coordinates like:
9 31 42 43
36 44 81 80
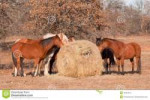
0 35 150 89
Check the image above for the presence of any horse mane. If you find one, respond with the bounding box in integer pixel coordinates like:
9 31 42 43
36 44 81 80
102 38 119 42
40 36 53 47
43 33 56 39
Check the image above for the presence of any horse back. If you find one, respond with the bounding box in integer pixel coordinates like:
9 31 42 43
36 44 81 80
126 42 141 57
16 38 41 44
105 39 125 57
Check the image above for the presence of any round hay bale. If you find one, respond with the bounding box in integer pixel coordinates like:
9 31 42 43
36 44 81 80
56 40 103 78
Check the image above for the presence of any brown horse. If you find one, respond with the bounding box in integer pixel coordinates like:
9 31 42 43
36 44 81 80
13 33 68 76
11 35 63 77
96 37 141 74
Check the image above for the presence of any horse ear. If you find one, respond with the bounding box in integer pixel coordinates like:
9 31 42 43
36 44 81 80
56 34 61 40
60 33 63 40
56 34 59 38
96 36 99 40
101 36 103 40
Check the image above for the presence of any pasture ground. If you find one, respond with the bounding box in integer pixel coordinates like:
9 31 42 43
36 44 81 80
0 35 150 89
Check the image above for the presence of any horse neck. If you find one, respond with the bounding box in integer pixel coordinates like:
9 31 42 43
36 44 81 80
105 40 125 55
42 38 56 54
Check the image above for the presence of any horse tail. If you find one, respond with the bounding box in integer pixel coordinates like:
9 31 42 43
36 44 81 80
12 52 17 67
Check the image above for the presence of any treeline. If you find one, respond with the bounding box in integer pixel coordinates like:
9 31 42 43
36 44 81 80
0 0 150 41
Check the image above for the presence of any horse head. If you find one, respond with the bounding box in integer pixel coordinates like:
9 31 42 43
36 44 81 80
55 34 64 48
96 37 103 46
57 33 69 45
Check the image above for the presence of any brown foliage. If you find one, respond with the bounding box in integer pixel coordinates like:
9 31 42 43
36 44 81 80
24 0 108 41
1 0 150 40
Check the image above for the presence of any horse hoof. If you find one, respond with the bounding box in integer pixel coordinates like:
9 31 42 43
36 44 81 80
137 71 141 74
44 72 49 76
24 73 26 77
121 73 125 75
39 74 42 77
21 73 26 77
33 73 37 77
17 74 20 76
13 74 17 77
31 72 36 77
44 73 49 76
32 75 36 77
31 73 35 77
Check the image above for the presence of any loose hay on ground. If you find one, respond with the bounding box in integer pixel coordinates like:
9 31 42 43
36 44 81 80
56 40 103 78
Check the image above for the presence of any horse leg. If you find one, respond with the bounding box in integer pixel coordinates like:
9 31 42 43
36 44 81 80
121 58 125 75
44 56 51 76
108 60 111 74
34 64 39 77
38 60 43 76
16 58 21 76
130 58 134 73
32 59 40 77
12 65 17 77
14 67 17 77
108 66 111 74
136 57 141 74
20 57 26 77
117 59 120 74
103 59 108 74
12 52 17 76
12 63 17 77
50 58 56 74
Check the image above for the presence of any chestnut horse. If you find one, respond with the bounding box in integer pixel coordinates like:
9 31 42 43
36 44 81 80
11 35 63 77
47 36 76 74
42 33 69 75
13 33 68 76
96 37 141 74
42 34 76 75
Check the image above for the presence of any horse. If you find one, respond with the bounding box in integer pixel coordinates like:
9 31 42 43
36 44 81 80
96 37 141 75
11 35 63 77
49 47 60 74
100 47 116 74
48 36 76 74
43 33 69 45
13 33 68 76
41 33 69 76
43 34 75 75
15 33 66 44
